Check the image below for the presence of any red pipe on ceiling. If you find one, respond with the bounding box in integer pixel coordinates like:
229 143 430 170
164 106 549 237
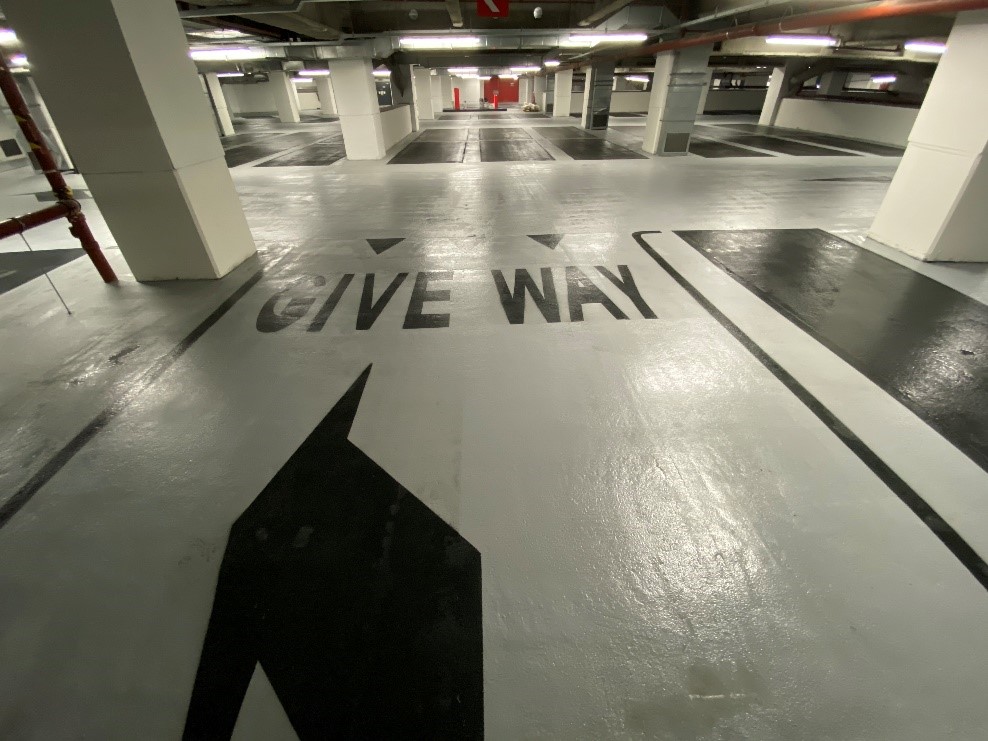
640 0 988 55
546 0 988 70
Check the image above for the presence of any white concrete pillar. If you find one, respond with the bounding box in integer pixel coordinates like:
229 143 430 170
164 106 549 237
534 76 547 111
818 70 848 97
581 62 615 130
315 76 337 116
759 66 789 126
642 46 711 155
327 58 386 160
11 76 72 171
204 73 235 137
270 69 301 123
440 73 454 110
288 75 302 112
518 77 529 106
430 73 444 113
696 68 713 115
412 67 435 122
2 0 255 281
868 9 988 262
552 69 574 117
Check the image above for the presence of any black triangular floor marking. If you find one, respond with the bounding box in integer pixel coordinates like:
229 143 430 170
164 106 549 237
366 237 405 254
527 233 563 250
184 365 484 740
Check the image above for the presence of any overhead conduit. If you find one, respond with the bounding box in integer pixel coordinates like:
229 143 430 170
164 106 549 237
551 0 988 70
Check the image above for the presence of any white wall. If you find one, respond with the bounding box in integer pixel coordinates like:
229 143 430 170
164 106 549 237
775 98 919 146
223 82 276 115
702 88 767 113
571 91 584 113
381 105 413 150
609 91 650 113
297 91 319 110
452 77 482 108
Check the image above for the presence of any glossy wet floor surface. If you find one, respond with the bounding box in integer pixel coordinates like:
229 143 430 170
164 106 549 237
1 121 987 739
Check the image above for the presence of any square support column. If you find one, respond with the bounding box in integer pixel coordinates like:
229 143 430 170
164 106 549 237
696 69 713 115
535 75 548 112
818 70 849 97
327 58 386 160
2 0 256 281
315 76 337 116
412 67 435 122
581 62 615 130
440 73 454 110
868 9 988 262
642 46 711 155
552 69 573 118
430 73 444 113
759 63 798 126
204 72 235 137
270 69 301 124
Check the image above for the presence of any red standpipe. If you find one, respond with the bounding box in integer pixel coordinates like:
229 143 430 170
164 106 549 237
0 53 116 283
454 87 461 111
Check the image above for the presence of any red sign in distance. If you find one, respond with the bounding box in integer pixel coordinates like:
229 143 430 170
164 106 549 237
477 0 509 18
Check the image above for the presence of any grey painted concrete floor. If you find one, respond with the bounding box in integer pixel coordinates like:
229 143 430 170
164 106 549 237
1 116 988 739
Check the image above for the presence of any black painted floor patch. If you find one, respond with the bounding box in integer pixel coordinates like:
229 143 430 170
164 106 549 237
528 234 563 249
727 135 859 157
184 367 483 739
388 141 466 164
479 140 553 162
256 138 346 167
552 138 646 160
0 249 84 296
674 229 988 474
366 237 405 254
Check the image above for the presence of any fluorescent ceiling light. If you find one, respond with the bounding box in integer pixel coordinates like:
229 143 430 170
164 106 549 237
480 75 492 80
765 35 837 47
194 29 250 39
455 73 480 79
871 74 896 84
294 77 312 83
372 69 391 77
0 29 18 45
905 40 946 54
399 36 481 49
625 75 650 83
216 72 245 78
544 60 560 67
9 53 28 67
190 47 266 61
448 67 479 74
503 74 519 79
510 66 540 73
561 33 647 47
298 69 330 76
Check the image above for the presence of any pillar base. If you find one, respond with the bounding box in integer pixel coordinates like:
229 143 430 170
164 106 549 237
85 157 256 280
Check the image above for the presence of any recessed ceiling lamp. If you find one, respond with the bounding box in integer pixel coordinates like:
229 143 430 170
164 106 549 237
560 33 647 47
871 74 897 84
372 69 391 77
904 40 947 54
544 60 560 67
399 36 482 49
298 69 330 76
216 72 245 78
765 35 838 47
625 75 650 83
510 66 540 73
0 29 18 45
189 47 266 61
448 67 479 74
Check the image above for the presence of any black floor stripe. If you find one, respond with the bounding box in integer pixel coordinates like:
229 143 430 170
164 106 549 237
632 231 988 592
727 135 859 157
689 138 772 158
675 229 988 476
0 258 278 529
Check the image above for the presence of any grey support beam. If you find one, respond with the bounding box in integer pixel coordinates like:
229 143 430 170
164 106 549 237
446 0 465 28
